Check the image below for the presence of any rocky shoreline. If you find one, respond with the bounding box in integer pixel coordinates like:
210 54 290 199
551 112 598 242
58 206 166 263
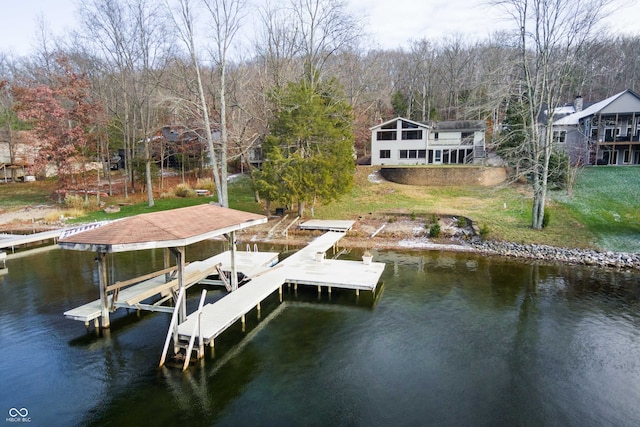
469 240 640 270
1 206 638 271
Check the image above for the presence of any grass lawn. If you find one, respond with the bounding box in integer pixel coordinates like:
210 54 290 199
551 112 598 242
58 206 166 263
0 179 58 207
2 166 638 252
551 166 640 252
314 167 596 249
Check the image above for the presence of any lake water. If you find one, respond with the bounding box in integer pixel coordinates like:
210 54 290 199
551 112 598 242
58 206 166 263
1 241 639 426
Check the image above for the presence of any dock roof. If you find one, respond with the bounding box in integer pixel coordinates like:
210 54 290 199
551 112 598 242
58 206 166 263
59 203 267 253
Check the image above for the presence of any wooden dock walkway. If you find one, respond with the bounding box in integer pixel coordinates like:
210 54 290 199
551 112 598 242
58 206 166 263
176 231 385 346
0 229 63 251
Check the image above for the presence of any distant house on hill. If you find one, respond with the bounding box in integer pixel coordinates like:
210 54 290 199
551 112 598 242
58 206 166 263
0 130 39 180
370 117 486 166
552 89 640 165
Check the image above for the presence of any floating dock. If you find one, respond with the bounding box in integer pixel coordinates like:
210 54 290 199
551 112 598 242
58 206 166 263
176 231 384 347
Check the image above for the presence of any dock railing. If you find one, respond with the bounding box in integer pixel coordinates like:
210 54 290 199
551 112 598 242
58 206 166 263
183 289 208 371
159 287 186 367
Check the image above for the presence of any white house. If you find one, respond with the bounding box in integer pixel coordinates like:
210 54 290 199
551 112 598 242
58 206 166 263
553 89 640 165
370 117 486 166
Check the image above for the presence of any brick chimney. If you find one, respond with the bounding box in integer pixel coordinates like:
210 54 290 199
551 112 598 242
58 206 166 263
575 95 583 112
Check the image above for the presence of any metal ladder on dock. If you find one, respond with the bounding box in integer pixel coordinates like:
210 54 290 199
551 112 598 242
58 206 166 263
159 288 208 371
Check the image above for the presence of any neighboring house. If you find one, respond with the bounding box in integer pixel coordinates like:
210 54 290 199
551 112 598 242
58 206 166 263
370 117 486 166
553 89 640 165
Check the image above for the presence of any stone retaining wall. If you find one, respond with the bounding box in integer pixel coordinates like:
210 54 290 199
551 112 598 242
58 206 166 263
380 166 507 186
470 240 640 270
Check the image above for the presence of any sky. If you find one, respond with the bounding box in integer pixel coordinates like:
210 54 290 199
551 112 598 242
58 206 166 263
0 0 638 57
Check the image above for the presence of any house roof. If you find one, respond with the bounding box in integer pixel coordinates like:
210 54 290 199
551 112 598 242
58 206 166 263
369 117 430 131
370 117 485 131
58 204 267 253
431 120 486 131
554 89 640 125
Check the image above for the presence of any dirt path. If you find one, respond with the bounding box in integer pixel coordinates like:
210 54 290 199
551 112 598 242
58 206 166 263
0 206 64 232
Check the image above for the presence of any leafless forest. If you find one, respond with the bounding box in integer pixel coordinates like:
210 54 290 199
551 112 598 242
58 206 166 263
1 0 638 198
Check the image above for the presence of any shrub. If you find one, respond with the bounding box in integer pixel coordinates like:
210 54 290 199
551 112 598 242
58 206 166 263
64 194 84 210
479 224 490 240
196 178 216 193
410 212 416 221
429 223 441 238
457 216 468 228
174 184 196 198
542 209 551 228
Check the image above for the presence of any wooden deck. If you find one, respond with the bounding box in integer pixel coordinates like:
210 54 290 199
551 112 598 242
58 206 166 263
176 231 385 344
298 219 355 232
64 250 279 324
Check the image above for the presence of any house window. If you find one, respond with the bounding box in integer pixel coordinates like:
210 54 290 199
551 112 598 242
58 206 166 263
553 130 566 143
377 131 397 140
605 129 615 142
408 150 417 159
434 132 439 140
381 121 396 129
402 120 418 128
418 150 426 159
401 130 422 140
379 149 391 159
623 149 630 163
450 150 458 164
399 150 408 159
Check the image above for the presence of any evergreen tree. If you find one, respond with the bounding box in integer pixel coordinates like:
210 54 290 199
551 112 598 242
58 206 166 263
255 77 355 216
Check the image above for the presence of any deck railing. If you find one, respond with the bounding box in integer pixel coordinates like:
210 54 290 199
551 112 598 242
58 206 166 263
159 287 186 367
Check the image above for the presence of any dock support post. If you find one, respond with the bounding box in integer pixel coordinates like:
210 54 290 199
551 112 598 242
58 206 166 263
229 231 238 291
97 251 110 328
257 302 261 319
163 248 171 282
241 314 246 331
279 285 283 302
355 289 360 297
170 247 187 323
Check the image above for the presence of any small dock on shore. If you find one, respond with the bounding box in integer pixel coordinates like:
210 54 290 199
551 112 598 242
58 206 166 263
0 229 63 252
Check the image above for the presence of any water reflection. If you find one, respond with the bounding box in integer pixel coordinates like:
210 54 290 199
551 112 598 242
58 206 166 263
0 244 639 426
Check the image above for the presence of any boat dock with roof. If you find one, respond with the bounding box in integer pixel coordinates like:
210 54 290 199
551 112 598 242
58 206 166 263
59 205 385 370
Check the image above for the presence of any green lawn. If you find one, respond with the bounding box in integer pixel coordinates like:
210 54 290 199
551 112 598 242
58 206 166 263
2 166 638 252
551 166 640 252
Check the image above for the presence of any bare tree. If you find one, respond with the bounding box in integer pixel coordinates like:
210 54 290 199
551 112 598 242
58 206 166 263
289 0 362 85
491 0 613 229
255 2 301 89
170 0 226 204
200 0 246 208
79 0 174 207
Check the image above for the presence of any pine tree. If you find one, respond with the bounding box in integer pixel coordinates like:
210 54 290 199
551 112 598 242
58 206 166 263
256 77 354 216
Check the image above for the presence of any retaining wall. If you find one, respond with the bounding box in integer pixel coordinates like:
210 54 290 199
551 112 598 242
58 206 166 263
379 166 507 186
